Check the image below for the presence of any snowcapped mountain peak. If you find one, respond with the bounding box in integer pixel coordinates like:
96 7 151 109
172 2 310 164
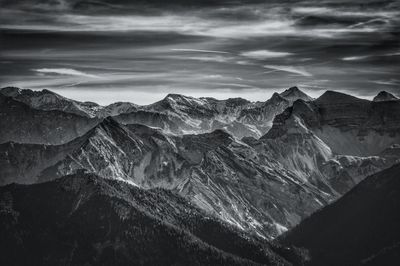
165 93 183 99
280 86 300 96
373 91 399 102
280 86 313 102
165 93 190 102
165 93 208 106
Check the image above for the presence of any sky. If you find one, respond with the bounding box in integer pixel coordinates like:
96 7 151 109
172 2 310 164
0 0 399 104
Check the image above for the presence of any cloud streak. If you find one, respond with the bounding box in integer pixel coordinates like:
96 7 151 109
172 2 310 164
34 68 100 78
342 56 370 61
241 50 292 59
171 48 230 54
263 65 312 77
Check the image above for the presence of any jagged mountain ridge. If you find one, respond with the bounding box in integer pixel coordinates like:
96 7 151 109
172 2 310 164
0 87 138 118
279 163 400 266
1 86 313 139
0 172 303 266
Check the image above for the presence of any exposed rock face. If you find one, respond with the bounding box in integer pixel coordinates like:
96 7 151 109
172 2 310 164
260 91 400 194
0 173 302 266
312 91 400 156
279 164 400 266
373 91 399 102
0 93 99 145
238 87 314 136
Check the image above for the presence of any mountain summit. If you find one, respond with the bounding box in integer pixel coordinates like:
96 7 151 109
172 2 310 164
373 91 399 102
280 86 313 102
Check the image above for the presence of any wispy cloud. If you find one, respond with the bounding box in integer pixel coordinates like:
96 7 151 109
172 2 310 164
371 80 400 86
0 11 385 39
263 65 312 77
171 48 229 54
292 7 398 18
241 50 292 60
178 55 232 63
384 52 400 56
342 55 370 61
213 83 255 88
34 68 100 78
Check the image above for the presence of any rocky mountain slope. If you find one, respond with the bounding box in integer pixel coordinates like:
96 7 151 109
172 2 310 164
238 87 313 134
0 118 332 239
0 172 304 266
279 163 400 266
266 90 400 156
257 90 400 194
0 93 99 145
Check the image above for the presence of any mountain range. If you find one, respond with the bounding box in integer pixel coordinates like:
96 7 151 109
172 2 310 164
0 86 313 140
0 86 399 265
